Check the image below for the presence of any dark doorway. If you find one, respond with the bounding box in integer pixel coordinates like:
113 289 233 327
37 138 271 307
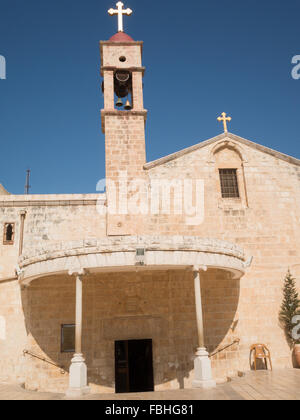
115 339 154 393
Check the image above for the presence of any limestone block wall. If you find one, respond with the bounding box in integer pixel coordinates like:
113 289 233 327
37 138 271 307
0 133 299 390
144 138 300 369
145 139 300 241
0 194 107 387
104 114 146 180
0 194 106 280
0 206 20 280
101 44 142 68
103 113 148 236
0 279 27 384
22 268 240 394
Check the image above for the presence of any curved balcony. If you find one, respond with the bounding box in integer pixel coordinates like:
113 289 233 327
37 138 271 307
18 236 246 285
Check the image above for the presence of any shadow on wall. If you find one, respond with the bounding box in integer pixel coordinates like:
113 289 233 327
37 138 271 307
21 269 241 393
21 276 76 392
201 269 241 378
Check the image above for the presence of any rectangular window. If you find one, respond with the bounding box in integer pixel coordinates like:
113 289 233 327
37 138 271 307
3 223 15 245
61 324 75 353
219 169 240 198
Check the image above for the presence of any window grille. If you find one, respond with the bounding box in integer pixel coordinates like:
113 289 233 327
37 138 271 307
219 169 240 198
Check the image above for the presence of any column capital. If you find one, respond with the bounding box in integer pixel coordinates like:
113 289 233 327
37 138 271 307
68 268 87 277
192 265 208 273
19 210 27 217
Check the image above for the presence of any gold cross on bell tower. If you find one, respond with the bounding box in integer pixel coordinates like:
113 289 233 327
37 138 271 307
108 2 133 33
217 112 232 133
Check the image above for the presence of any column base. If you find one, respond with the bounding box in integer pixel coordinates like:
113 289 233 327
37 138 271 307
66 353 90 398
192 379 217 389
193 347 216 389
65 386 91 398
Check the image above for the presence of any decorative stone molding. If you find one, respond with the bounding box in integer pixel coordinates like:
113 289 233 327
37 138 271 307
0 193 105 208
208 139 248 164
68 268 87 277
192 265 208 272
243 256 254 269
101 65 146 75
19 236 245 264
18 236 246 285
143 132 300 171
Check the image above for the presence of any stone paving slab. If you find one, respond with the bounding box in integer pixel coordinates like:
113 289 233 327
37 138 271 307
0 370 299 401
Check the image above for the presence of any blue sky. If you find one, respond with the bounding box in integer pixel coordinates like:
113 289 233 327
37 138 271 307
0 0 299 194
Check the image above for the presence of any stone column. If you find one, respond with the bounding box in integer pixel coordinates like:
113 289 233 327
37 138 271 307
18 210 27 256
192 265 216 389
132 71 144 111
103 70 115 110
66 268 90 397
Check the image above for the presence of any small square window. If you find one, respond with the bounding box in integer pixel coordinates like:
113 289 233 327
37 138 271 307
219 169 240 198
3 223 15 245
61 324 75 353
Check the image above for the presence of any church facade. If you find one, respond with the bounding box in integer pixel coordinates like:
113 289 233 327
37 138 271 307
0 6 300 396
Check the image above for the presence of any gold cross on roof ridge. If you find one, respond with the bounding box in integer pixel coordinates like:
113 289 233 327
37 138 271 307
217 112 232 133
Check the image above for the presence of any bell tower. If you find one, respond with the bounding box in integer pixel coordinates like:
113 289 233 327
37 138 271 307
100 3 147 235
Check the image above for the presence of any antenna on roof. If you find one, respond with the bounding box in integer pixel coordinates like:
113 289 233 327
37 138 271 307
25 169 31 194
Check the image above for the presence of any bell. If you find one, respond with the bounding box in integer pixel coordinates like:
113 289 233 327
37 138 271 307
124 99 132 111
116 97 123 108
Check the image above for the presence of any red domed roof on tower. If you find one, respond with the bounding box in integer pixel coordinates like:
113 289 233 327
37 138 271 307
109 32 134 42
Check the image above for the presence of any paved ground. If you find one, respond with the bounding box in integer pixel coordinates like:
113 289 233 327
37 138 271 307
0 369 300 400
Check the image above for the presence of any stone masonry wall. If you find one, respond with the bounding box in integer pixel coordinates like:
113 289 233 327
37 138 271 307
22 268 239 394
0 195 106 279
0 136 299 391
144 138 300 371
0 279 27 384
104 114 148 236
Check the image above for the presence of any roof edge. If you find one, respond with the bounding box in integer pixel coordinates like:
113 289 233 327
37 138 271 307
0 184 10 195
144 132 300 170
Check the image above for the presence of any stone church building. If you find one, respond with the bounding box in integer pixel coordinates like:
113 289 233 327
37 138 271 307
0 4 300 396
